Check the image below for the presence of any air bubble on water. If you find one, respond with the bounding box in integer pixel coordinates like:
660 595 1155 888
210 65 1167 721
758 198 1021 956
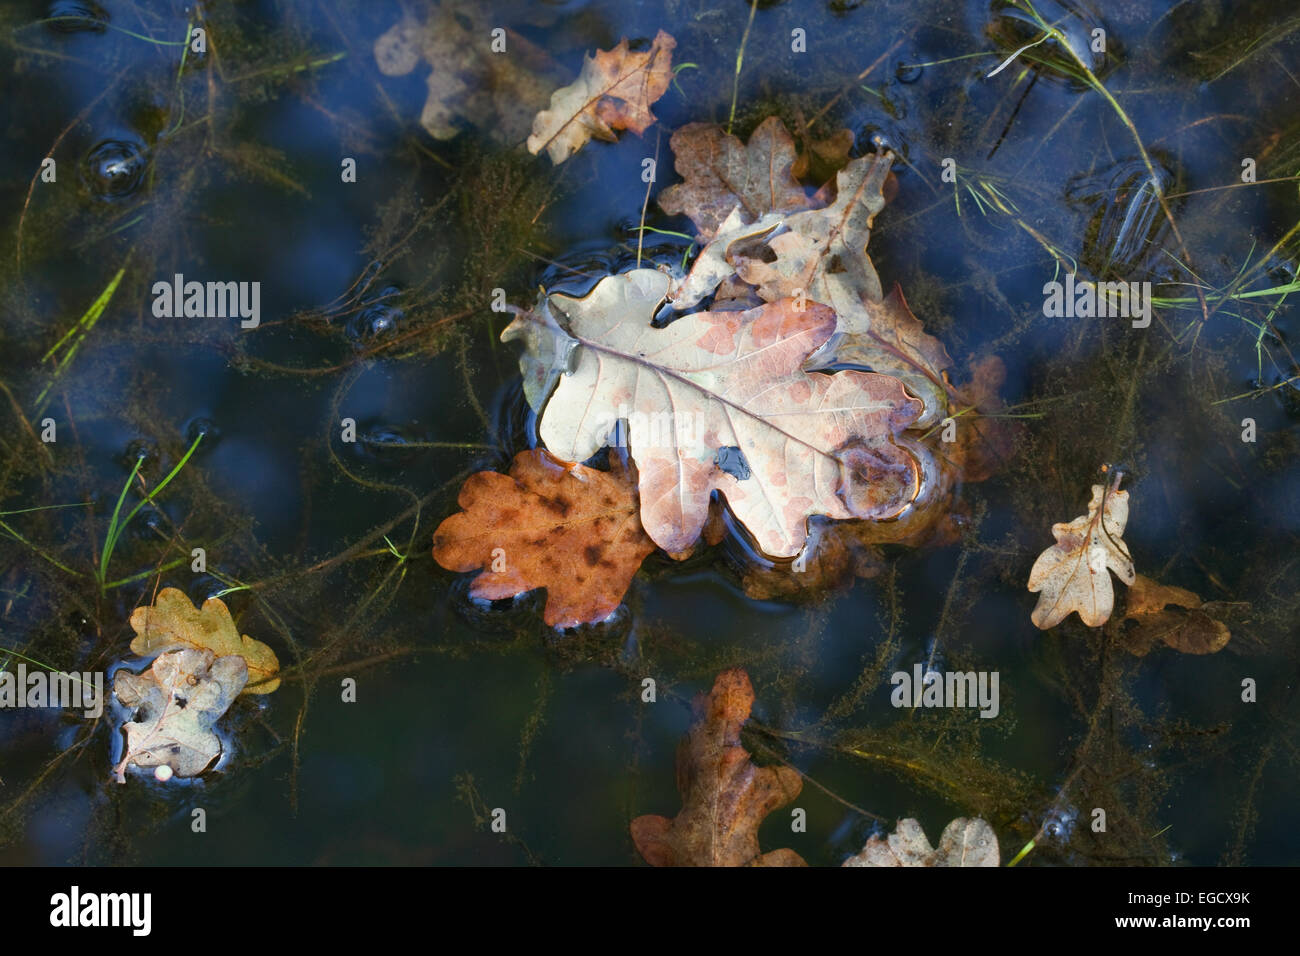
83 139 149 201
184 417 219 448
896 59 923 84
46 1 108 34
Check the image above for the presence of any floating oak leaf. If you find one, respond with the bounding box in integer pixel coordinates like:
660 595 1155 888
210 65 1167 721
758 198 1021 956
1120 574 1231 656
667 207 785 308
375 7 565 144
1027 478 1135 629
630 668 805 866
843 817 999 867
432 449 656 628
658 117 815 240
808 283 954 429
526 30 676 164
130 588 280 694
112 648 248 783
503 269 922 558
731 150 894 308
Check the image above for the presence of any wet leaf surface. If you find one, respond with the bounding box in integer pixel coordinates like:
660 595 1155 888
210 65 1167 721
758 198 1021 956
1120 574 1232 656
112 648 247 783
129 588 280 694
1028 477 1135 629
631 668 805 867
432 449 656 628
843 816 999 867
504 269 922 557
526 30 676 164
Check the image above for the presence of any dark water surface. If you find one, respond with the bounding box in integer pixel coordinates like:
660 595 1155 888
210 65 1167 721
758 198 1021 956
0 0 1297 865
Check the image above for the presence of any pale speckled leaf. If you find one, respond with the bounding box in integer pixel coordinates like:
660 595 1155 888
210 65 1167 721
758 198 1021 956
1028 481 1136 629
112 648 247 783
502 269 922 557
843 816 999 867
526 30 675 164
807 284 955 429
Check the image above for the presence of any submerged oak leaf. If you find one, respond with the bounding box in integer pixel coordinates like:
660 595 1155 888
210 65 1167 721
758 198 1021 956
1027 477 1135 629
631 668 805 866
843 817 1000 867
1120 574 1232 656
658 117 815 240
432 449 656 628
503 269 922 558
374 6 565 144
112 648 248 783
130 588 280 694
526 30 675 164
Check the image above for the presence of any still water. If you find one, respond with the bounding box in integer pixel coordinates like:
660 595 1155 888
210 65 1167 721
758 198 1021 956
0 0 1297 865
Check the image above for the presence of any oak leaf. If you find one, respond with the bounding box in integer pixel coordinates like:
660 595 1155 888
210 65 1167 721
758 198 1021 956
808 283 954 429
630 668 805 866
112 648 247 783
843 817 999 867
432 449 656 628
526 30 675 164
731 150 894 308
503 269 922 558
1120 574 1231 656
130 588 280 694
1027 478 1135 629
375 7 565 144
658 117 814 240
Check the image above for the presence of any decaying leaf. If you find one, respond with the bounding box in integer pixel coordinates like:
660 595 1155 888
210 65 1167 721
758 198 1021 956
843 817 1000 867
658 117 814 240
944 354 1019 482
808 283 954 429
791 127 855 185
112 648 248 783
526 30 675 164
432 449 656 628
374 7 565 144
731 150 895 308
1120 574 1232 656
503 268 922 558
1027 477 1135 629
630 668 805 866
130 588 280 694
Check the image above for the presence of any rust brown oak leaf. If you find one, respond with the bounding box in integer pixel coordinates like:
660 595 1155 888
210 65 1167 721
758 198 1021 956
526 30 675 164
112 648 248 783
630 668 805 867
502 269 922 558
843 817 1000 867
1027 475 1135 629
1120 574 1232 656
658 117 815 241
432 449 656 628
